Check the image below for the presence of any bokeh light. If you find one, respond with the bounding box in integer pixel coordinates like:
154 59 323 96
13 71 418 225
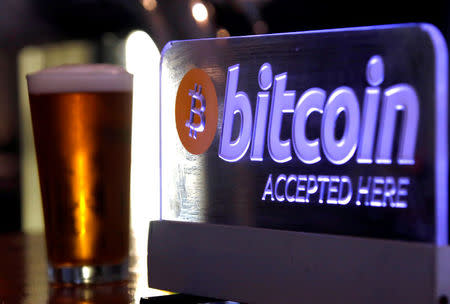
192 2 208 23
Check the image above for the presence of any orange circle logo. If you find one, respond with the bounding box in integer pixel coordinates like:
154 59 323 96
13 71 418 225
175 68 218 155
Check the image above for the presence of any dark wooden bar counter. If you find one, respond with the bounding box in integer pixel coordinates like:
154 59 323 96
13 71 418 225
0 232 166 304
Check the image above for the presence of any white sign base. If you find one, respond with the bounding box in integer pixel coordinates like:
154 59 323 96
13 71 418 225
148 220 450 304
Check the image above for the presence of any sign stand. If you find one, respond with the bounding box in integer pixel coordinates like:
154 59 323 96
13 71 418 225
140 294 223 303
153 23 449 304
148 220 450 304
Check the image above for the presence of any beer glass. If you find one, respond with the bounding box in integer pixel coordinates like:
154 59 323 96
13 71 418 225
26 65 133 284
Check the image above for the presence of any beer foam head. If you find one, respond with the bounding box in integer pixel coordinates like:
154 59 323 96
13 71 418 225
27 64 133 94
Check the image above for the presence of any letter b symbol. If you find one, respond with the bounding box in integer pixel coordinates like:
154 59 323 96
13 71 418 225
219 65 253 162
175 69 218 155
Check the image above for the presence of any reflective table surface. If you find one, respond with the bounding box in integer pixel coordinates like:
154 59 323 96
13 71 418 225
0 233 166 304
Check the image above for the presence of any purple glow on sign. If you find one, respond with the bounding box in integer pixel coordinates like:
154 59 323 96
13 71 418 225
250 92 270 161
219 55 420 166
357 60 383 164
161 23 448 244
375 84 419 165
321 87 360 165
219 64 253 162
292 88 325 164
366 55 384 86
418 24 448 246
258 63 273 90
267 73 295 163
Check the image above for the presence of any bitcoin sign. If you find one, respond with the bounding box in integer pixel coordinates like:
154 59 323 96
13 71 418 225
175 68 218 155
160 24 448 244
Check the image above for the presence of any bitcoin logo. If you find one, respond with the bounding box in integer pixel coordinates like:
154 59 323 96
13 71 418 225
175 68 218 155
185 83 206 139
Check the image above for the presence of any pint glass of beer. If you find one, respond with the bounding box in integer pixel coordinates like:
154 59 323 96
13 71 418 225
26 65 133 284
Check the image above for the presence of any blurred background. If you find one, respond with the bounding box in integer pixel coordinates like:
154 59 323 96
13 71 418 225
0 0 446 248
0 0 446 235
0 0 447 301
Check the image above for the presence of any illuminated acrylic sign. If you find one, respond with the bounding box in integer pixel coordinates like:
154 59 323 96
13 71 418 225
219 57 418 165
160 24 448 244
218 57 417 209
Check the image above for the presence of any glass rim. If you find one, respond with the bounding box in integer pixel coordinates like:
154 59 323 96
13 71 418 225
26 64 133 95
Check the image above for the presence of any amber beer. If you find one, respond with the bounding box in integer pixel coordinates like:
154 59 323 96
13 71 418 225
26 65 133 284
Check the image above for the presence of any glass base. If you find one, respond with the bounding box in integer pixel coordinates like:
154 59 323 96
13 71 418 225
48 260 129 284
